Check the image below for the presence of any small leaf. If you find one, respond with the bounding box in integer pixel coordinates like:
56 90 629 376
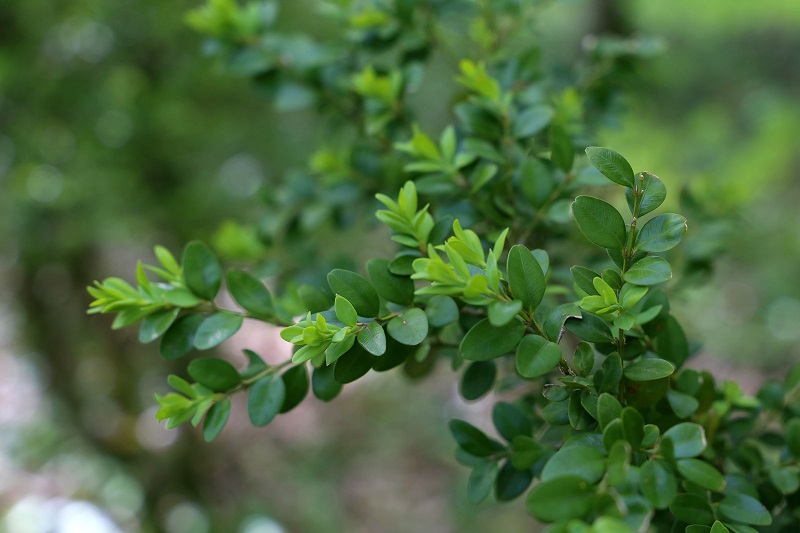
387 308 428 346
326 333 356 365
460 361 496 401
769 466 800 495
203 398 230 442
448 419 504 457
597 393 622 430
492 402 532 442
676 459 726 492
327 269 380 317
717 493 772 526
564 312 614 343
585 147 635 187
488 299 523 326
334 295 358 327
786 418 800 458
279 365 309 413
571 266 600 296
623 358 675 382
634 214 688 253
226 270 274 318
312 364 342 401
549 125 574 172
460 318 525 361
160 314 205 360
621 407 644 449
662 422 707 458
670 493 714 525
467 461 499 504
596 353 623 394
507 245 546 312
139 308 180 344
425 295 459 327
367 259 415 305
667 389 699 418
541 445 606 484
495 461 533 501
640 459 677 509
526 476 596 522
182 241 222 300
333 343 374 383
573 342 595 377
193 312 244 350
511 436 544 470
187 357 240 392
625 172 666 216
572 196 627 250
516 334 562 378
248 374 286 427
623 257 672 286
357 322 386 355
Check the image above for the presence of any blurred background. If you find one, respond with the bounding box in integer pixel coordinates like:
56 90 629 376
1 0 798 531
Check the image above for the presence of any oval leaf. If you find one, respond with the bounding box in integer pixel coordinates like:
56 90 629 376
516 334 562 378
327 269 380 317
662 422 707 458
248 374 286 427
193 312 244 350
467 461 499 504
279 365 308 413
387 308 428 346
640 459 677 509
357 321 386 355
541 445 606 484
626 172 666 216
367 259 415 305
676 458 725 492
160 314 205 360
623 257 672 286
425 295 459 327
203 398 230 442
507 245 545 312
718 493 772 526
139 308 180 344
572 196 627 250
526 476 596 522
182 241 222 301
623 358 675 382
635 214 687 253
461 318 525 361
187 357 240 392
226 270 274 318
585 147 635 187
460 361 496 401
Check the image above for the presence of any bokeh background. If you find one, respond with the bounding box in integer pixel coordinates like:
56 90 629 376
1 0 798 531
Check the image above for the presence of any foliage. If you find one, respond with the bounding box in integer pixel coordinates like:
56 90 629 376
86 0 800 531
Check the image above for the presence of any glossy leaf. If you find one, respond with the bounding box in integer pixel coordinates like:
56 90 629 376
226 270 274 318
367 259 415 305
327 269 380 317
495 461 533 501
248 374 285 427
139 308 180 344
312 364 342 401
635 214 687 253
515 334 562 378
623 257 672 286
507 245 546 312
565 312 614 343
717 493 772 526
203 398 230 442
425 295 459 327
488 299 523 327
626 172 666 216
492 402 532 442
597 393 622 430
640 459 677 509
182 241 222 301
573 342 595 376
357 322 386 355
663 422 706 458
676 459 725 492
572 195 627 250
448 419 504 457
585 147 634 187
623 358 675 382
160 314 205 360
187 357 240 392
334 295 358 327
193 312 244 350
461 318 525 361
526 476 596 522
387 308 428 346
540 445 606 484
279 365 308 413
460 361 496 401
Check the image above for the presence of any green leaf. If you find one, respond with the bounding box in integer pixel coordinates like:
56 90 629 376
786 418 800 458
621 407 644 449
333 342 374 383
488 299 523 327
624 358 675 382
467 461 499 504
710 522 731 533
226 270 274 318
623 257 672 286
625 172 666 216
511 436 544 470
202 398 230 443
248 374 286 427
357 322 386 355
325 333 356 365
653 315 689 367
193 312 244 350
518 157 554 208
549 125 574 172
606 440 630 487
571 266 600 296
667 389 700 418
717 493 772 526
312 364 342 401
640 459 677 509
425 295 459 327
448 419 504 457
513 106 553 139
495 461 533 501
670 493 714 525
585 147 635 188
387 308 428 346
187 357 240 392
597 393 622 430
239 349 268 380
492 402 532 442
541 445 606 484
297 284 332 313
565 312 614 343
327 269 380 317
676 459 725 492
182 241 222 300
596 353 623 394
367 259 415 305
573 342 595 377
572 196 627 250
769 466 800 495
460 361 496 401
516 334 562 379
334 295 358 327
635 214 688 253
526 476 596 522
279 365 308 413
139 308 180 344
662 423 707 458
460 318 525 361
507 245 546 312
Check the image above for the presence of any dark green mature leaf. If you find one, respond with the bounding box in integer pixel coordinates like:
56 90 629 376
624 358 675 382
326 333 355 365
327 269 380 317
425 295 459 327
623 257 672 286
460 361 496 401
493 402 532 442
279 365 308 413
516 334 562 378
193 312 244 350
298 284 332 313
663 423 707 458
571 266 600 296
358 321 386 355
606 440 630 487
511 436 544 470
248 374 285 427
667 389 699 418
334 343 374 383
226 270 274 318
448 419 504 457
640 459 677 509
621 407 644 450
495 461 533 501
507 245 545 312
597 393 622 430
677 459 726 492
312 364 342 401
572 196 627 250
670 493 714 525
526 476 596 522
467 461 499 504
565 312 614 343
239 349 268 380
626 172 666 216
160 314 205 360
597 353 623 394
573 342 595 376
549 125 574 172
182 241 222 300
717 493 772 526
461 318 525 361
635 214 688 253
387 308 428 346
187 357 240 392
653 316 689 367
585 147 635 187
367 259 415 305
518 157 554 208
786 418 800 458
541 445 606 484
203 398 230 442
139 308 180 344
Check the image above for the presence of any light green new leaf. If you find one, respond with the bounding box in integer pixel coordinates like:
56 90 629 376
585 147 635 187
334 295 358 327
572 196 627 250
